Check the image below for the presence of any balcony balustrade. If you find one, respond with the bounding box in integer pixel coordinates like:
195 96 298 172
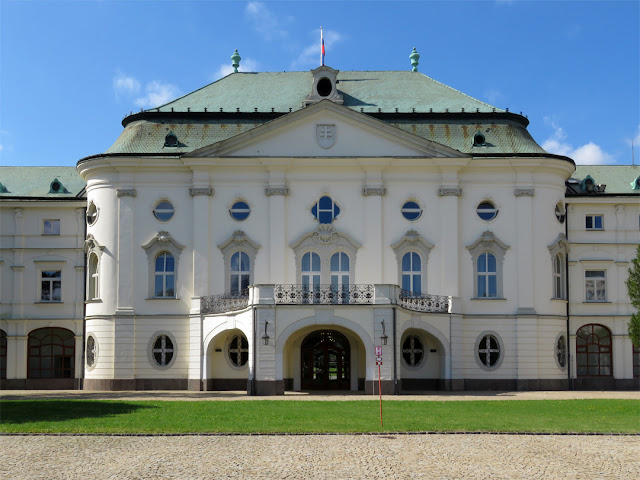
200 285 450 315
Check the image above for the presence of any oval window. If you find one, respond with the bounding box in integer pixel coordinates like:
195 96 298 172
152 334 174 367
228 334 249 367
476 201 498 221
555 202 565 223
229 201 251 221
153 201 175 221
402 335 425 367
86 202 99 225
401 201 422 221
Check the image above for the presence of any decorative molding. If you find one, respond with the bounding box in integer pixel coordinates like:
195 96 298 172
313 224 340 245
84 233 105 255
438 187 462 197
218 231 261 294
142 231 185 256
11 266 24 272
467 231 510 253
218 230 261 252
116 188 137 198
189 187 213 197
13 208 24 217
290 224 361 250
548 233 569 255
265 186 289 196
362 186 387 196
514 188 535 197
316 124 336 149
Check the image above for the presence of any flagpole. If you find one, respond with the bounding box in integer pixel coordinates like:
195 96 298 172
320 26 324 66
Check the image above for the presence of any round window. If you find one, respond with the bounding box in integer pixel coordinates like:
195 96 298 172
476 201 498 221
555 202 565 223
86 335 98 368
86 202 99 225
152 334 174 366
555 335 567 368
402 335 425 367
477 334 500 368
153 201 174 221
229 201 251 221
317 77 332 97
401 201 422 221
228 334 249 367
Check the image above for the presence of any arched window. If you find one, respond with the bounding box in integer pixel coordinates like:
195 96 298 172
553 253 565 299
477 252 497 298
401 252 422 295
576 324 612 376
154 252 175 298
302 252 321 303
28 327 75 379
330 252 350 303
0 330 6 379
230 252 250 295
88 252 99 300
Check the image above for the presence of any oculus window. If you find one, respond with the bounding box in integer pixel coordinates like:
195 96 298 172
402 335 425 367
228 334 249 367
229 201 251 221
311 196 340 224
152 335 175 367
401 201 422 221
476 201 498 221
477 334 501 368
86 202 99 225
86 335 98 369
555 335 567 369
153 201 175 222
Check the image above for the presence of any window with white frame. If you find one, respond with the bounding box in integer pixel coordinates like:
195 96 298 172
40 270 62 302
218 230 260 295
585 270 606 302
230 252 250 295
585 214 603 230
553 253 565 299
467 231 509 300
88 253 99 301
43 219 60 235
154 252 175 298
330 252 349 301
401 252 422 295
302 251 321 300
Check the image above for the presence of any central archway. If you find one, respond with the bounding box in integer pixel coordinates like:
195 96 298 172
301 330 350 390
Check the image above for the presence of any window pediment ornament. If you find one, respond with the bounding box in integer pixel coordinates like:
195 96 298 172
291 224 362 250
84 234 105 257
391 230 434 253
548 233 570 256
218 230 261 259
466 230 510 257
142 231 185 257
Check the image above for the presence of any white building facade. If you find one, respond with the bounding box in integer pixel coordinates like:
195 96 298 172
2 64 638 392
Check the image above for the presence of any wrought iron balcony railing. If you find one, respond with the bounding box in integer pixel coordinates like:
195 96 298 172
201 289 249 315
398 289 450 313
274 284 375 305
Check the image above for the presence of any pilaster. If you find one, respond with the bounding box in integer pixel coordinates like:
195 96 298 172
362 170 385 284
116 187 136 314
438 174 461 296
514 185 535 313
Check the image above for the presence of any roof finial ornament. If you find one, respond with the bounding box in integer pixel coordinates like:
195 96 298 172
409 47 420 72
231 49 241 73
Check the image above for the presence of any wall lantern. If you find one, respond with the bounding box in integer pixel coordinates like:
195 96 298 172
262 320 270 346
381 319 388 346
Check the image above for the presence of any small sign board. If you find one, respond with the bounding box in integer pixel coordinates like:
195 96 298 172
376 360 382 365
375 346 382 356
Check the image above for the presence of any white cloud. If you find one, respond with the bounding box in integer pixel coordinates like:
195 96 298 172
483 89 504 107
291 29 344 70
0 144 3 151
134 81 181 109
542 118 614 164
632 124 640 145
213 58 261 80
113 72 141 97
245 2 288 40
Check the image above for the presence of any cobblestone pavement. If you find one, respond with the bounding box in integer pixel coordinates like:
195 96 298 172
1 434 638 480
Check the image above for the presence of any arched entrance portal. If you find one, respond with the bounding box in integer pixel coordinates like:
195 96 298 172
301 330 350 390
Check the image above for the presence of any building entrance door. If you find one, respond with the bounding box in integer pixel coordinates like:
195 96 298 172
301 330 350 390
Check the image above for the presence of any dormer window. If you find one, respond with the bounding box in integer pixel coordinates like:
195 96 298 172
49 178 69 194
164 131 180 148
631 176 640 190
304 66 344 106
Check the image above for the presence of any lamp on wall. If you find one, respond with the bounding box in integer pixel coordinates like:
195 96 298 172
381 319 388 346
262 320 270 346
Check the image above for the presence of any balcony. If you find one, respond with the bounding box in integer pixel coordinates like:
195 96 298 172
200 284 451 315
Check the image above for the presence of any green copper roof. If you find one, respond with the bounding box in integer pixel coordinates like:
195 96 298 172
154 71 503 114
571 165 640 194
0 167 85 198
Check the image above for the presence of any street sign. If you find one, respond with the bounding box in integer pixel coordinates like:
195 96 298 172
376 360 382 365
375 346 382 356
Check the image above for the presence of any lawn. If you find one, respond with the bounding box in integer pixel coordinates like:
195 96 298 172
0 399 638 434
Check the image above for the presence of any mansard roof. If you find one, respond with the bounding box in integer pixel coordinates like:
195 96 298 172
567 165 640 195
0 166 85 199
95 69 553 159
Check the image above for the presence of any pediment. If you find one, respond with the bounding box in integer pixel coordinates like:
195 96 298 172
188 100 466 159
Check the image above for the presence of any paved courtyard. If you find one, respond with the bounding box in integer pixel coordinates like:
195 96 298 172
1 433 638 480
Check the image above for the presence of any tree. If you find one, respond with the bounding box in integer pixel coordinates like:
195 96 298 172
626 244 640 347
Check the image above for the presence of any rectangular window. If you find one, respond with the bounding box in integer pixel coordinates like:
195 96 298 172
585 214 603 230
41 270 62 302
43 219 60 235
585 270 606 302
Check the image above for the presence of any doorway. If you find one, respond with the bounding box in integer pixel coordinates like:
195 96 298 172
301 330 350 390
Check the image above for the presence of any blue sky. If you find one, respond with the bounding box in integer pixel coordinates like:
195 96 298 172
1 0 638 166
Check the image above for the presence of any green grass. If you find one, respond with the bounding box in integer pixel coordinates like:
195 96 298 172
1 399 638 434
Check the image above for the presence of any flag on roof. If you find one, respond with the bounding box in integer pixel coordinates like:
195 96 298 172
321 27 325 66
